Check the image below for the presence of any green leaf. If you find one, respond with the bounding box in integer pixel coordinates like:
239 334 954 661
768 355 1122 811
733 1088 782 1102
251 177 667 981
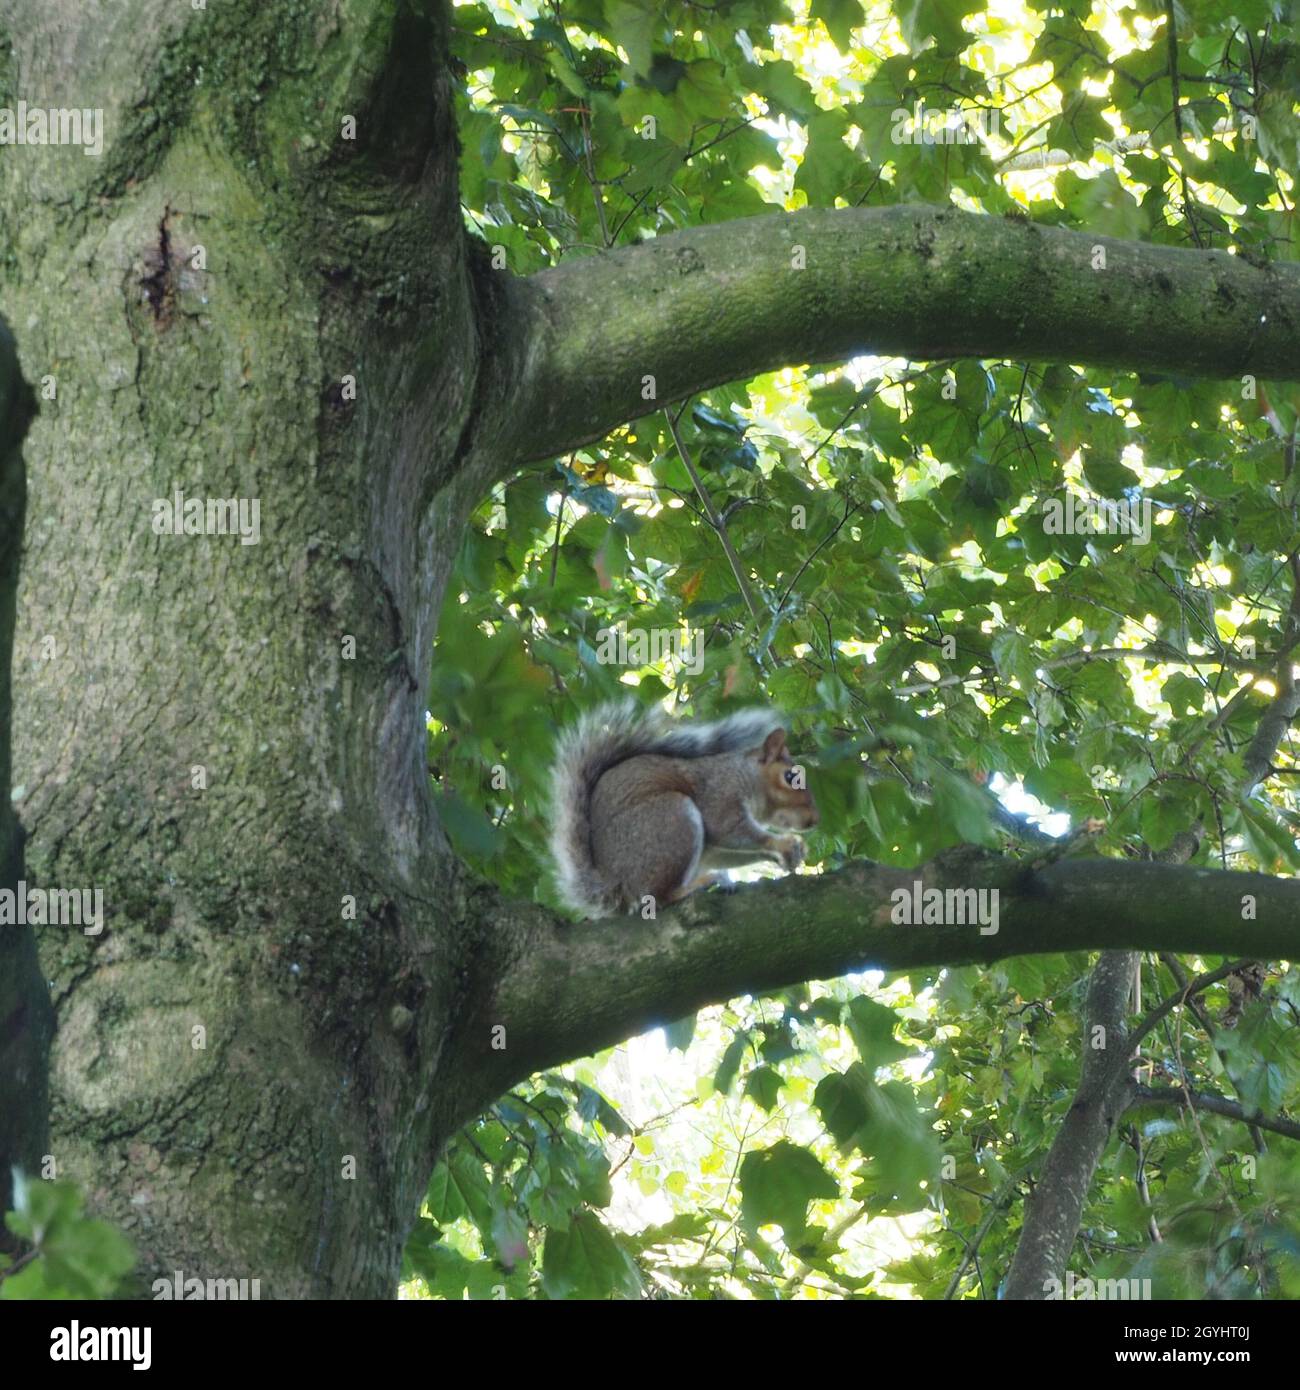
714 1031 750 1094
541 1211 643 1299
844 997 912 1069
810 0 863 51
896 0 980 54
425 1163 468 1225
429 1149 494 1231
2 1181 134 1300
606 0 657 78
569 1079 633 1136
991 629 1038 690
663 1012 697 1052
815 1065 874 1148
794 108 861 208
739 1141 838 1237
438 790 501 861
744 1065 785 1112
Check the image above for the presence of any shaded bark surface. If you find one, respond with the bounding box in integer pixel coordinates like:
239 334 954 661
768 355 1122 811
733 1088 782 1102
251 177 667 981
1 313 51 1238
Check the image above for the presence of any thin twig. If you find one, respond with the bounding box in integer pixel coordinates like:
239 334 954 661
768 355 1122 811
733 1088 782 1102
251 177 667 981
663 408 764 629
548 468 570 588
1130 958 1253 1049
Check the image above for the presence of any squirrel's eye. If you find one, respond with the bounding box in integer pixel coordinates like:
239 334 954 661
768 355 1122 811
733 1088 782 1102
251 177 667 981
783 769 796 785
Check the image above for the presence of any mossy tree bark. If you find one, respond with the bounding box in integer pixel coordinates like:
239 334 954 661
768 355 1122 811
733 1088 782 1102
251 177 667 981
0 0 507 1297
1 0 1296 1299
500 206 1300 465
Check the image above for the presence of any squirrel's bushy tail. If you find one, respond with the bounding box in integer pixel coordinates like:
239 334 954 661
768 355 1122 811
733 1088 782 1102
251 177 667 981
549 698 779 918
549 700 661 917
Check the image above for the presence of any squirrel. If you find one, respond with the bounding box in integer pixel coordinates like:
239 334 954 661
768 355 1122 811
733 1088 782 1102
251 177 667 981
549 699 819 918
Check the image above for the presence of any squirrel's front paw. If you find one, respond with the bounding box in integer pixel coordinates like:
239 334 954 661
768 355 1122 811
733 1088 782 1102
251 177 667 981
776 836 805 871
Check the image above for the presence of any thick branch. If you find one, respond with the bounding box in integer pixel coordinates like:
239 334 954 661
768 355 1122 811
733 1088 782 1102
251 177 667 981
491 204 1300 467
1003 952 1136 1299
485 854 1300 1101
1130 1085 1300 1142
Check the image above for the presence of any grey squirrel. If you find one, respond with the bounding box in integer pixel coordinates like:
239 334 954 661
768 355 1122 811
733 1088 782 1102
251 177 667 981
549 699 819 918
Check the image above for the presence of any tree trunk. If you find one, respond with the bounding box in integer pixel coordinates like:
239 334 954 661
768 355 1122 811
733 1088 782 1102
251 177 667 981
0 0 510 1297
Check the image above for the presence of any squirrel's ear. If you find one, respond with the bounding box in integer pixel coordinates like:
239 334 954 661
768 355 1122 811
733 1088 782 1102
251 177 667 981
758 728 788 762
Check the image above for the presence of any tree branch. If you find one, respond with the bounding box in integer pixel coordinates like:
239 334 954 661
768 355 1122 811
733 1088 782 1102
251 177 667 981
663 408 763 627
1002 951 1137 1299
488 204 1300 469
1130 956 1252 1048
1131 1085 1300 1142
482 853 1300 1106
